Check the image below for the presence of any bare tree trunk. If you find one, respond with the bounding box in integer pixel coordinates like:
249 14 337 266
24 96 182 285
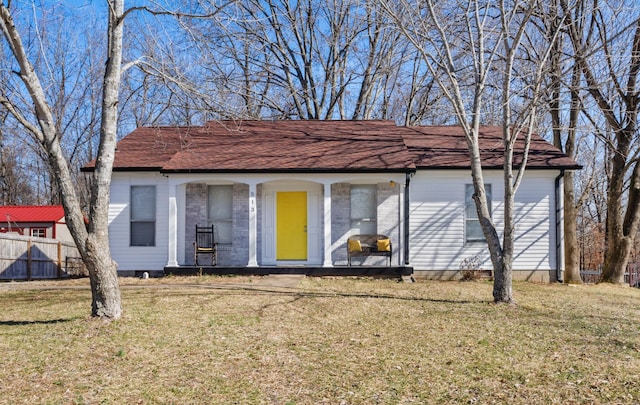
602 159 640 283
563 170 581 283
547 2 583 283
561 1 640 284
84 235 121 317
0 1 122 318
603 246 631 283
85 0 124 318
381 0 558 303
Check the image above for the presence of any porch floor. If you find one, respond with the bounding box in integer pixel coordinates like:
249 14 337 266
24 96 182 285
163 265 413 278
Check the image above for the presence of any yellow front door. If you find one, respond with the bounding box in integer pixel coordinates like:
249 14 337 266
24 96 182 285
276 192 307 260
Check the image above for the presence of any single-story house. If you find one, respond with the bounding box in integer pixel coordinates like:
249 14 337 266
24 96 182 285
0 205 74 242
87 120 579 281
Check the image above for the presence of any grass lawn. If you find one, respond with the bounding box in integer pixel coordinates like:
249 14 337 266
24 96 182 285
1 276 639 404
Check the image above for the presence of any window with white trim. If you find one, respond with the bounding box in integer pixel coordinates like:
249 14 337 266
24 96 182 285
31 228 46 238
208 185 233 244
465 184 491 242
350 185 377 234
130 185 156 246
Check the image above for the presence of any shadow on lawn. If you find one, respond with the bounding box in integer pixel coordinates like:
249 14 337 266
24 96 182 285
0 318 76 326
135 283 483 305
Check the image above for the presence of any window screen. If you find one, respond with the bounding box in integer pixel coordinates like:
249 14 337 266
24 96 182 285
208 185 233 244
465 184 491 242
130 185 156 246
350 185 377 235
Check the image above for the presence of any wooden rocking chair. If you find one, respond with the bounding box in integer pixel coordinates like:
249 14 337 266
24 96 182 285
194 225 217 266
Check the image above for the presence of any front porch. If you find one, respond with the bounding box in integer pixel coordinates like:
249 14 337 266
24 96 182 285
169 175 409 269
163 265 414 278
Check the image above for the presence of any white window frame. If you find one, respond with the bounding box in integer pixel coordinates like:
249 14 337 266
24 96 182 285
31 228 46 238
207 185 233 244
350 184 377 235
465 184 492 243
130 185 156 246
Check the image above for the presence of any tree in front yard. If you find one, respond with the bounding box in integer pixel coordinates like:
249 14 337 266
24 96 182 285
560 0 640 284
381 0 563 303
0 1 125 318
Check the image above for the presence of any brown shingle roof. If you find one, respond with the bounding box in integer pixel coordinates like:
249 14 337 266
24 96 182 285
402 126 581 170
108 120 416 173
84 120 579 173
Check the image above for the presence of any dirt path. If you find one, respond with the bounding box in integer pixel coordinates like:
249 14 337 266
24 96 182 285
251 274 305 288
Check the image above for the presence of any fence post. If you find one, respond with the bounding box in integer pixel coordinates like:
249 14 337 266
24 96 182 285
57 241 62 279
27 238 32 281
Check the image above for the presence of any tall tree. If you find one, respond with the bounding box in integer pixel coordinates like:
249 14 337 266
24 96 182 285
0 1 230 317
0 4 106 206
0 0 124 318
561 0 640 284
0 114 36 205
545 0 585 283
182 0 414 120
382 0 562 302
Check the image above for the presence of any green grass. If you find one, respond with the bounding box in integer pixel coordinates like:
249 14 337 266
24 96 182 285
1 277 639 404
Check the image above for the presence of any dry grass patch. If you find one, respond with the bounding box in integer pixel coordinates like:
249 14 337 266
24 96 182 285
1 277 639 404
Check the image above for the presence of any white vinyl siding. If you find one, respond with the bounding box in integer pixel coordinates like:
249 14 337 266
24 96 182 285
108 173 403 271
109 173 169 271
512 177 555 266
409 170 557 272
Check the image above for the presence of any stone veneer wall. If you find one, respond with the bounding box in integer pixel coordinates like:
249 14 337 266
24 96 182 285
185 183 250 266
331 183 351 265
331 182 400 266
185 183 207 265
376 181 400 266
231 183 249 265
186 181 400 267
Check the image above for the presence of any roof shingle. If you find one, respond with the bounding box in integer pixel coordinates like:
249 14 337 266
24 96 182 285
402 126 581 169
110 120 416 172
86 120 580 173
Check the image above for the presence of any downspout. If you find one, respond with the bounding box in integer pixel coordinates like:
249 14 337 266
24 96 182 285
404 172 412 265
555 170 565 283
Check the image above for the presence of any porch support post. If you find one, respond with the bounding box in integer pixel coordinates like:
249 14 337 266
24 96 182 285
323 182 333 267
248 182 258 267
167 182 179 267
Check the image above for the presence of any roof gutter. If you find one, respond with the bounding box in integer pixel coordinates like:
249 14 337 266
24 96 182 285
157 168 416 175
414 165 582 171
86 167 418 174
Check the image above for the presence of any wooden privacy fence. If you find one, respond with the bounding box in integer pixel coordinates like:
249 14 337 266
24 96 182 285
0 233 86 280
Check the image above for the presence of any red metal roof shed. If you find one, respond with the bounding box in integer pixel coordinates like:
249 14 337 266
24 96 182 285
0 206 65 223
